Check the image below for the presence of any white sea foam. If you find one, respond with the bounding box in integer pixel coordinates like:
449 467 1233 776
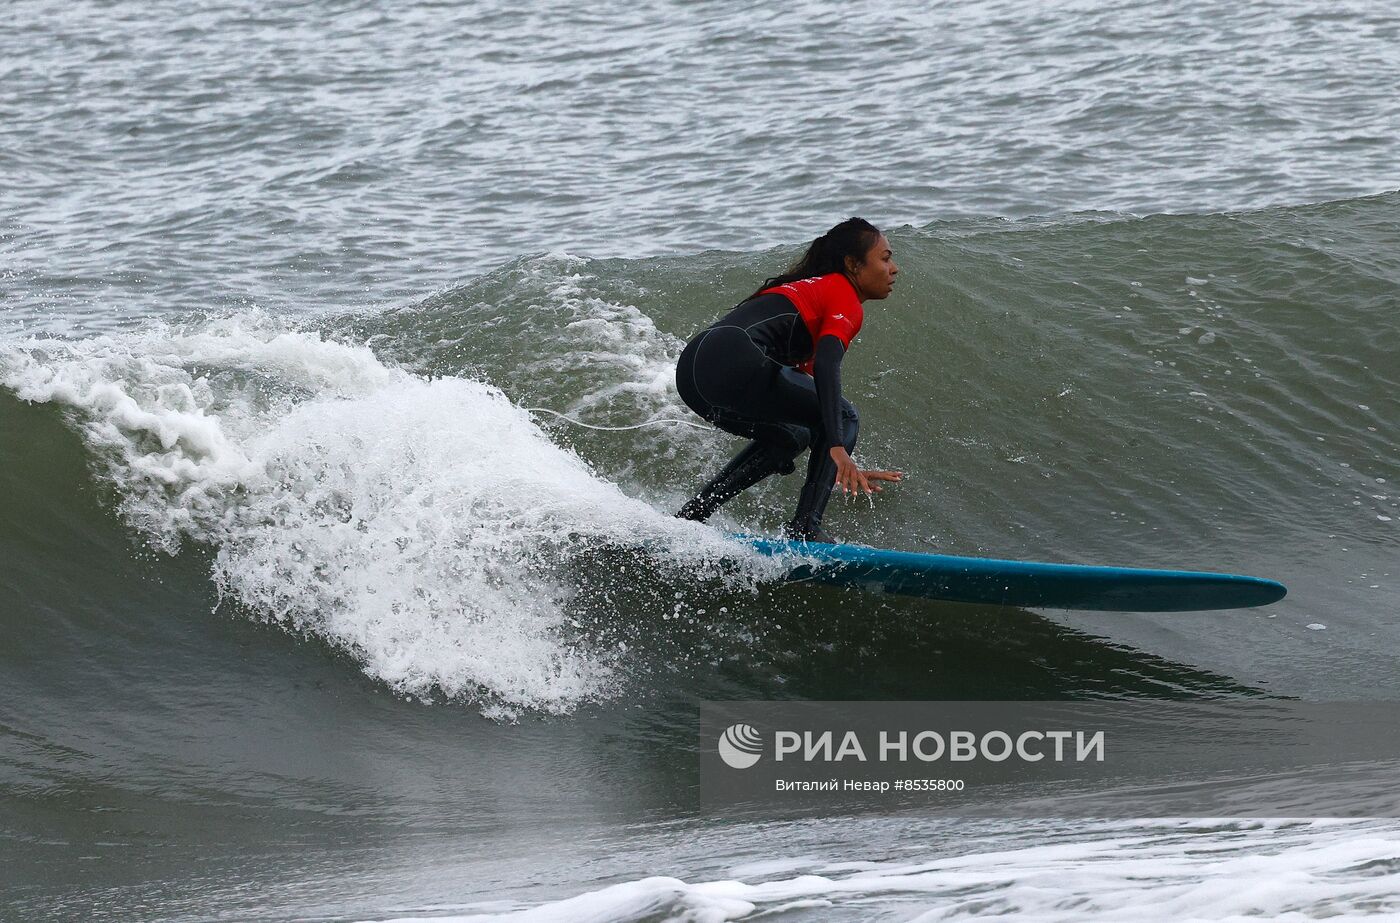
369 819 1400 922
0 312 761 715
486 253 723 470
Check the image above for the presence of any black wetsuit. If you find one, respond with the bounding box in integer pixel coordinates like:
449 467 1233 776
675 292 859 539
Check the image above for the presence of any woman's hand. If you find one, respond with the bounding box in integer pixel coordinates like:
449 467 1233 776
830 446 904 496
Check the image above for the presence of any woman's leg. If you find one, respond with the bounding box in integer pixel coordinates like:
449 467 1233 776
675 437 798 522
675 329 812 521
786 398 859 541
677 330 856 535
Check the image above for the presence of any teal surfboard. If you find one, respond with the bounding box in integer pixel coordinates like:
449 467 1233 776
736 536 1287 612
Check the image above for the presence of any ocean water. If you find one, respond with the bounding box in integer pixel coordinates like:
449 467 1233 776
3 0 1400 920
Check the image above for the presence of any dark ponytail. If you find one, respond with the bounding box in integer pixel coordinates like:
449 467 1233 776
750 217 881 299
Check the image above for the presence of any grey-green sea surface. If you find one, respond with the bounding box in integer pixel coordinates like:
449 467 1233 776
4 0 1400 920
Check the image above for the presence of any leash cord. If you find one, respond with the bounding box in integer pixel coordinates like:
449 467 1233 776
523 407 709 431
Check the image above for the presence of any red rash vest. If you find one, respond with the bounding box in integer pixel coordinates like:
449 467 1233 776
758 273 864 374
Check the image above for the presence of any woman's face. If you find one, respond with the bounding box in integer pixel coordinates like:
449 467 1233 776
847 234 898 301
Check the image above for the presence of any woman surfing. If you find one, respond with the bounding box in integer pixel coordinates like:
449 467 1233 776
675 217 903 542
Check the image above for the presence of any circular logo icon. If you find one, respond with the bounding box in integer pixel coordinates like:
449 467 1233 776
718 723 763 769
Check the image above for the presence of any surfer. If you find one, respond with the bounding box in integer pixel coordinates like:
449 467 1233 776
675 217 903 542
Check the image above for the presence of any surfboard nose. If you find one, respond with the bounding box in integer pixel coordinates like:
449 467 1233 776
733 533 1289 613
